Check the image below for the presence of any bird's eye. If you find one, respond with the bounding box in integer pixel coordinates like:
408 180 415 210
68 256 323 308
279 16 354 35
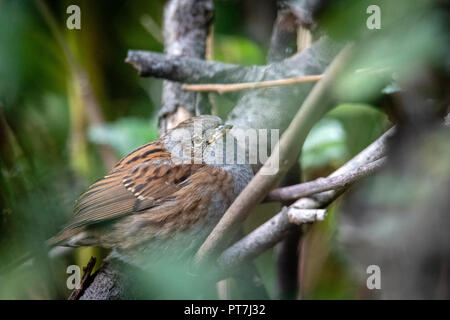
193 135 202 145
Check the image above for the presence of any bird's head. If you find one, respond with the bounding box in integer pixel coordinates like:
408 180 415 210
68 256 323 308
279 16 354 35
163 115 233 164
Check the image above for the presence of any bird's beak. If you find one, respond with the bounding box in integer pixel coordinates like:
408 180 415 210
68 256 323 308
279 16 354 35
208 124 233 144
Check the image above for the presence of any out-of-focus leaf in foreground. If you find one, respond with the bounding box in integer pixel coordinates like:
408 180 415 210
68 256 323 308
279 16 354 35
88 117 158 157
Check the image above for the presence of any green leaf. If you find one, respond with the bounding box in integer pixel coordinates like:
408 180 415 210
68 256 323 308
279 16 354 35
88 117 158 157
301 118 348 170
214 35 265 66
328 103 390 158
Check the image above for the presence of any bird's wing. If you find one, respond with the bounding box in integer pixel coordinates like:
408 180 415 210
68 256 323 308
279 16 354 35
61 141 203 231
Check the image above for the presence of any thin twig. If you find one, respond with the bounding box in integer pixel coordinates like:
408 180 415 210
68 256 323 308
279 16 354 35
265 157 387 202
180 67 389 94
126 37 338 87
182 74 323 94
268 6 299 63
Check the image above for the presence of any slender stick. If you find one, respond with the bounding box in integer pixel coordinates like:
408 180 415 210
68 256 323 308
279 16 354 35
182 74 323 94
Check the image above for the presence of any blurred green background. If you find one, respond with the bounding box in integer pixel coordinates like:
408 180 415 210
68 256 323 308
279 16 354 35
0 0 447 299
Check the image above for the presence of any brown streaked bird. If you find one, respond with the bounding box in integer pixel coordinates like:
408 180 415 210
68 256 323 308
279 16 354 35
49 115 253 266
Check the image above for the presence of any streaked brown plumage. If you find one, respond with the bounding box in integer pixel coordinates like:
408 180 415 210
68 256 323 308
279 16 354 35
50 115 253 265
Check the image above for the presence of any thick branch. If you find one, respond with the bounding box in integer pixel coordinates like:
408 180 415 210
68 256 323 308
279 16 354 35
78 258 144 300
274 226 303 299
125 51 242 82
127 37 337 87
158 0 213 134
268 0 315 62
268 6 299 63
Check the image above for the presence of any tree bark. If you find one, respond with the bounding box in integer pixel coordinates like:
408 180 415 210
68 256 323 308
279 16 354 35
158 0 213 134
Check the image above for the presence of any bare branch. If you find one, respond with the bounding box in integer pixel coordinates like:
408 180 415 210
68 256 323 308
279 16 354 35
158 0 213 134
268 0 315 62
126 37 338 87
265 157 387 202
125 51 245 83
78 258 144 300
274 225 303 299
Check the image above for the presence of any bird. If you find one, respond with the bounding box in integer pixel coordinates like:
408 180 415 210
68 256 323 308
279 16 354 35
48 115 253 267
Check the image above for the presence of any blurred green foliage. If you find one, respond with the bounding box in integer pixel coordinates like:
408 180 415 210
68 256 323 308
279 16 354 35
302 118 348 170
89 117 158 157
214 35 265 66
